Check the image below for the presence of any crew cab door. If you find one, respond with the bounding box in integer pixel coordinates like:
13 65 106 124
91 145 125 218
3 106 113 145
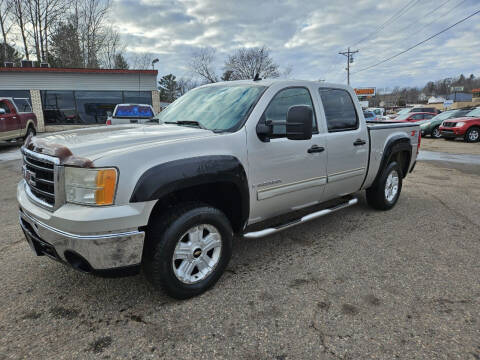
317 88 369 199
0 100 20 140
247 86 327 223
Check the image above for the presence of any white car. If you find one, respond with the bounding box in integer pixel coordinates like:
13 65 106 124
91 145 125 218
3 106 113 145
106 104 157 125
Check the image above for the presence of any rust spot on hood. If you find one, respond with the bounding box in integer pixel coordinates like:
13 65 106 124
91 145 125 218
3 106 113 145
24 135 94 168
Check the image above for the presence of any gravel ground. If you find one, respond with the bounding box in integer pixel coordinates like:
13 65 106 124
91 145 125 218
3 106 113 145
0 141 479 359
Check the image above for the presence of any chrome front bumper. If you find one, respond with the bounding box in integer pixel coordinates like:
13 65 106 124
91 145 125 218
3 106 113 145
19 209 145 271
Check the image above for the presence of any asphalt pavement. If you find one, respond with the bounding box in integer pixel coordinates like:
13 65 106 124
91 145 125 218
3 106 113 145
0 138 479 359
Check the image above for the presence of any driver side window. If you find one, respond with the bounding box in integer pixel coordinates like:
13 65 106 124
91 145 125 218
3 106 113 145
259 87 317 138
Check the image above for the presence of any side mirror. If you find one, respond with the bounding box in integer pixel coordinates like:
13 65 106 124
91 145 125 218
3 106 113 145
286 105 313 140
0 108 6 115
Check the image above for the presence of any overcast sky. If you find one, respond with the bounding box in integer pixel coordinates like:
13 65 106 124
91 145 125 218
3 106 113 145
111 0 480 89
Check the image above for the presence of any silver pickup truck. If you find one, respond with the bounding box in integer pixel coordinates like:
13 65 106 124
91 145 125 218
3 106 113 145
17 80 420 299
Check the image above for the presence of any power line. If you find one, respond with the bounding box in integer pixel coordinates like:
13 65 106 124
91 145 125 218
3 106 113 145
349 0 421 47
352 8 480 75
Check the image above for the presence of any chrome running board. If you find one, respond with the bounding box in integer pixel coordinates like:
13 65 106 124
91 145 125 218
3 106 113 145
243 198 358 239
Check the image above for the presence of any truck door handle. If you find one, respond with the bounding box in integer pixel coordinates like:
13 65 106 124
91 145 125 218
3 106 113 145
353 139 366 146
307 145 325 153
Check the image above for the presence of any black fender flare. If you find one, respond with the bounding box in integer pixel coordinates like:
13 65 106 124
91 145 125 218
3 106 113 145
130 155 249 226
372 136 412 187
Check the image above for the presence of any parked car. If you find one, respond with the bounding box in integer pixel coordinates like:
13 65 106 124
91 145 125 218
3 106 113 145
367 107 385 116
439 107 480 142
18 79 420 299
390 112 435 123
0 97 37 142
106 104 156 125
363 110 377 122
420 108 473 138
410 106 441 115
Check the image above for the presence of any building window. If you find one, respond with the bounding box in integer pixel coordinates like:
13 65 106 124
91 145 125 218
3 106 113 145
0 90 32 112
40 90 153 125
41 90 77 124
123 91 152 105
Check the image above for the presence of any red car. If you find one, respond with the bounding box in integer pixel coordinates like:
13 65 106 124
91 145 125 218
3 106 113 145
0 97 37 142
390 112 435 123
439 107 480 142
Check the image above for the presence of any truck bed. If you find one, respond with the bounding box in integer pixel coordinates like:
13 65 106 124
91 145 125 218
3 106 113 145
361 121 420 190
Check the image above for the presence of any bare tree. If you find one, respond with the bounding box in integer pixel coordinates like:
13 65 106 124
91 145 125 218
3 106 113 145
129 52 155 69
224 46 279 80
189 47 218 83
75 0 111 68
10 0 29 59
99 26 125 68
177 77 199 96
0 0 13 59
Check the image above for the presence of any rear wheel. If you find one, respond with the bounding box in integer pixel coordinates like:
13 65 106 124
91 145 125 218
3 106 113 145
143 203 233 299
366 161 403 211
465 127 479 143
431 126 441 139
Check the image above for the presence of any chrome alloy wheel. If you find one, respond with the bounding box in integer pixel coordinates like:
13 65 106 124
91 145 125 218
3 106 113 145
384 169 399 203
468 128 479 142
432 127 441 138
172 224 222 284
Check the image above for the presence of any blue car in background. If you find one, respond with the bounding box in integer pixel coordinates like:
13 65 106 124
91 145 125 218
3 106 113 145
363 110 377 122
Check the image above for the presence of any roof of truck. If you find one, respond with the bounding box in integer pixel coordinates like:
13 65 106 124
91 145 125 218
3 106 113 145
200 79 350 90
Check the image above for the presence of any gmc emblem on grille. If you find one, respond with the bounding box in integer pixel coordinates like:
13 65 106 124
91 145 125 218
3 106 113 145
24 168 37 187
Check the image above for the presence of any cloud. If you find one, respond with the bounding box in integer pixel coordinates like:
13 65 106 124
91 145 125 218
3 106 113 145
111 0 480 87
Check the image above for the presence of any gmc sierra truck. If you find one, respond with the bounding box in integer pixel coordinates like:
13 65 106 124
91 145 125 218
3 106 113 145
0 97 37 142
17 80 420 299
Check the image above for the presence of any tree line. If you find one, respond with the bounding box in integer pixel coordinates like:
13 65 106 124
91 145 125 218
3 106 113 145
373 74 480 107
0 0 160 69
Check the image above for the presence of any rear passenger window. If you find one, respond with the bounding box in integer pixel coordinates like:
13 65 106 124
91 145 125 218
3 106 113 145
260 87 317 138
412 114 423 120
318 88 358 132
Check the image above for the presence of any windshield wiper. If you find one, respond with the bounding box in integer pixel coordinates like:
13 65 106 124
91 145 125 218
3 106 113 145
165 120 208 130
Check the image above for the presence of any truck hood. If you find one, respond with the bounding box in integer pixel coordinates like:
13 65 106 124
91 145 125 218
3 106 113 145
34 124 216 161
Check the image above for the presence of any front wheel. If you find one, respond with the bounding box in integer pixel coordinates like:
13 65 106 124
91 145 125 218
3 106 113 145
465 127 480 143
24 126 36 142
431 126 441 139
366 161 403 211
143 203 233 299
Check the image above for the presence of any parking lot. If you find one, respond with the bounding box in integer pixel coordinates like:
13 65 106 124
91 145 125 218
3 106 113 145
0 139 479 359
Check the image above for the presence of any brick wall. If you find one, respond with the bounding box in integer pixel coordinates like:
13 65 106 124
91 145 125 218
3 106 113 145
29 89 45 132
152 90 161 113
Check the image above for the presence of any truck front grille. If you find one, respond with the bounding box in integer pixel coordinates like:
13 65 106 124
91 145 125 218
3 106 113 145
443 122 456 128
22 150 57 208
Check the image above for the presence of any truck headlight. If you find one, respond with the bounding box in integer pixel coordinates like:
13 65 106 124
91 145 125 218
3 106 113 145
454 122 464 127
65 167 118 206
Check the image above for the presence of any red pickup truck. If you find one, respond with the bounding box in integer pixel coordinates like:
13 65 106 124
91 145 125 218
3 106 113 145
439 107 480 142
0 98 37 142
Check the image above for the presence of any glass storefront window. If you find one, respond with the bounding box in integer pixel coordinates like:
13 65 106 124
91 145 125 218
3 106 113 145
123 91 152 105
41 90 78 124
75 91 123 124
0 90 32 113
40 90 153 125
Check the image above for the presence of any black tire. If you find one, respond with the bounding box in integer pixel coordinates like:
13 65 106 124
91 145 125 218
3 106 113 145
24 126 36 141
366 161 403 211
143 202 233 299
465 127 480 143
431 126 441 139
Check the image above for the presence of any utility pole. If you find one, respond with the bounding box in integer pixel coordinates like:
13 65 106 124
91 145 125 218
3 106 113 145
339 47 359 85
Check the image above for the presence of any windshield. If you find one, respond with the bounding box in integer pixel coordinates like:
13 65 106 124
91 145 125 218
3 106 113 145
431 111 455 121
396 108 412 116
465 107 480 117
396 113 410 120
114 105 153 118
157 85 266 131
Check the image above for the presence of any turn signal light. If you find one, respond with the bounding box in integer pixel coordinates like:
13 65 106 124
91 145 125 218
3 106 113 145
95 169 117 205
